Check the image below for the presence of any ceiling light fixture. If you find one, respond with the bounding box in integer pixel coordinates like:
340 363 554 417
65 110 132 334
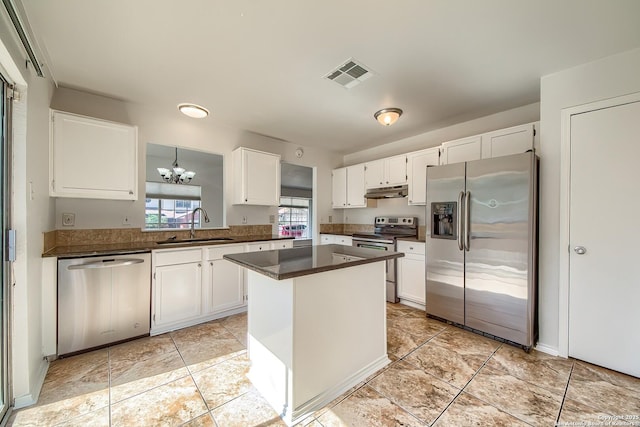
157 147 196 184
178 103 209 118
374 108 403 126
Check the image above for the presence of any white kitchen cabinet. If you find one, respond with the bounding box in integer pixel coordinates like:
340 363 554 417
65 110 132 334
271 240 294 250
407 147 440 206
206 244 246 314
440 135 482 165
152 249 203 332
397 240 426 306
364 155 407 189
233 147 280 206
481 123 535 158
319 234 352 246
332 164 366 208
49 110 138 200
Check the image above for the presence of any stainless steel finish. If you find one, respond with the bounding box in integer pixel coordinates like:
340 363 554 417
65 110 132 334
427 152 538 348
457 191 464 251
67 258 144 270
464 190 471 251
352 216 418 303
58 253 151 356
426 162 465 324
190 207 210 238
574 246 586 255
364 185 408 199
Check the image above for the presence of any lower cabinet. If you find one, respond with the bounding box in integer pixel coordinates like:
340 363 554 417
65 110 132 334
151 239 291 335
397 240 426 306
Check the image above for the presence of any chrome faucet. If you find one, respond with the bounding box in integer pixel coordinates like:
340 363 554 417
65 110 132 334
190 207 210 238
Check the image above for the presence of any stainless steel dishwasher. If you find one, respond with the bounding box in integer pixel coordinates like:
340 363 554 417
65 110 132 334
57 253 151 356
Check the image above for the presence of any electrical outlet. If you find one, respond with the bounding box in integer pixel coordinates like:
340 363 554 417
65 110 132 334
328 215 333 223
62 213 75 226
269 215 275 224
122 216 131 225
242 216 247 224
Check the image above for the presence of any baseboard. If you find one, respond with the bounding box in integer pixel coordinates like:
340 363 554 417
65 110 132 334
535 342 560 357
398 299 425 311
290 355 391 424
13 358 49 409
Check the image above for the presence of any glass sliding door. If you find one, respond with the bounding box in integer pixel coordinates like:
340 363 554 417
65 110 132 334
0 75 11 421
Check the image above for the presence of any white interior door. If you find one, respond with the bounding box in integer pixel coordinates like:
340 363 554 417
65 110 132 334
568 99 640 377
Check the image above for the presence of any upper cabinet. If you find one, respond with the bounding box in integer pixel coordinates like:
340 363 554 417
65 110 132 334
440 122 537 165
232 147 280 206
407 147 440 206
440 135 482 165
365 155 407 189
50 110 138 200
332 164 366 208
481 123 536 158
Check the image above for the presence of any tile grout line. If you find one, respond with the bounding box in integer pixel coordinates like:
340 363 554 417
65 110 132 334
555 360 576 426
430 341 505 426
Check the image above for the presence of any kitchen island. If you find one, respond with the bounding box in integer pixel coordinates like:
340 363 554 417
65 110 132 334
224 244 403 425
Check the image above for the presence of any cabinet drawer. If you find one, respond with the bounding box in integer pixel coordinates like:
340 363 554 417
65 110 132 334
396 241 425 255
246 242 270 252
206 244 245 260
271 240 293 249
154 248 202 266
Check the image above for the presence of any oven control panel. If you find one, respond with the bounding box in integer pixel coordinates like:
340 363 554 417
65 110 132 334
375 216 416 225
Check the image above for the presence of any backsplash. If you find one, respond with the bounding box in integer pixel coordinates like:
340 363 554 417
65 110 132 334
43 225 273 252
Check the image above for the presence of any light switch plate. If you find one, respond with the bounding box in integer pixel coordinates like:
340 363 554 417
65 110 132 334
62 213 75 226
269 215 275 224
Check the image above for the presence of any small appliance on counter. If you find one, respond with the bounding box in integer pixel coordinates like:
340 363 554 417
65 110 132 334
352 216 418 303
57 253 151 356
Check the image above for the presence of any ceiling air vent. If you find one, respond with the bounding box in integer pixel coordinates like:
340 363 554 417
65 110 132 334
324 58 374 89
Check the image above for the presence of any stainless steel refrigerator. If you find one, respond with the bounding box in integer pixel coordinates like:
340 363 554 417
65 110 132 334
426 152 538 348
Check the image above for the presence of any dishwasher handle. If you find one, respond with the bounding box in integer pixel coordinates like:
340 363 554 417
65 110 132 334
67 258 145 270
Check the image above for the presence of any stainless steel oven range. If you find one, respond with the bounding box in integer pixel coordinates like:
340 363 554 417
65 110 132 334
352 216 418 303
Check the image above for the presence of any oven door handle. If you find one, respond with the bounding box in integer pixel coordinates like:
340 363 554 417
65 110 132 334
355 243 389 251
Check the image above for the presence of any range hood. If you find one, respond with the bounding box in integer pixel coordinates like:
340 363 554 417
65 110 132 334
364 185 408 199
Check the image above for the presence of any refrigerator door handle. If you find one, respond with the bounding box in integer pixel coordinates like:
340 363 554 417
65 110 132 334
457 191 464 251
464 190 471 251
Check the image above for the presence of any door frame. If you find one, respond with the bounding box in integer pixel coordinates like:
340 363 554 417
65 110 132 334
558 91 640 358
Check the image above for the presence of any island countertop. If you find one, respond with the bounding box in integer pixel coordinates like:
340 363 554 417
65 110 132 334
223 243 403 280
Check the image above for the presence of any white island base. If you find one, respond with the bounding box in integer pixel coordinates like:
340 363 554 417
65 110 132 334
246 261 389 425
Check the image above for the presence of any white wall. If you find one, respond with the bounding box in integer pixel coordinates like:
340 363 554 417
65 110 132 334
50 87 343 234
0 17 56 406
537 47 640 353
342 103 540 226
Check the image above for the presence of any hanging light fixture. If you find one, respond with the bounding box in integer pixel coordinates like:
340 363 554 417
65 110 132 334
178 103 209 118
157 147 196 184
374 108 403 126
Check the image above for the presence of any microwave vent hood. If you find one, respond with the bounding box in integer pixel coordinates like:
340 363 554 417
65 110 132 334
364 185 408 199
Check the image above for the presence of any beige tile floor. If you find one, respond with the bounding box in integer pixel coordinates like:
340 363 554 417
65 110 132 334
8 303 640 426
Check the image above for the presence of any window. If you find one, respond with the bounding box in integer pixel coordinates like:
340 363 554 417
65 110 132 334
145 182 202 229
278 197 311 238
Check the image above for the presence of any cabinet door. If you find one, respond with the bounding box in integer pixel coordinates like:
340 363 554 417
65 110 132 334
481 123 535 159
441 135 482 165
320 234 334 245
243 149 281 205
153 262 202 327
364 159 385 189
335 235 352 246
207 245 245 314
332 167 347 208
397 252 426 304
346 164 366 207
385 155 407 186
407 148 440 206
50 110 137 200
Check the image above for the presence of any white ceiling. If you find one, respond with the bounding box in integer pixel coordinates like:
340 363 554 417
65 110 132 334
18 0 640 154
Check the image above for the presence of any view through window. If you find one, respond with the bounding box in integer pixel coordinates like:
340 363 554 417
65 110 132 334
278 197 310 239
145 182 202 229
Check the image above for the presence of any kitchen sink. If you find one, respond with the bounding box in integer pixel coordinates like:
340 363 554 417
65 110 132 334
156 237 234 245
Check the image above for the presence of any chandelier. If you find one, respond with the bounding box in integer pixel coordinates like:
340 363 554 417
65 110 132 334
157 147 196 184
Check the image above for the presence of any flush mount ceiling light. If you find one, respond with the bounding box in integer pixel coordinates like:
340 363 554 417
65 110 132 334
374 108 403 126
157 147 196 184
178 103 209 118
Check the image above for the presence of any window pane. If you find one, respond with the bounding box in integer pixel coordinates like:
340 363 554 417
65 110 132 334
278 197 311 239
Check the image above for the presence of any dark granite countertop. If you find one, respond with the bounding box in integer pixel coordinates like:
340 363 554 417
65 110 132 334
320 232 354 236
396 236 426 243
224 244 404 280
44 235 294 258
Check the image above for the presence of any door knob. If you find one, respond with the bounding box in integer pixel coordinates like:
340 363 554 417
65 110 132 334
574 246 587 255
